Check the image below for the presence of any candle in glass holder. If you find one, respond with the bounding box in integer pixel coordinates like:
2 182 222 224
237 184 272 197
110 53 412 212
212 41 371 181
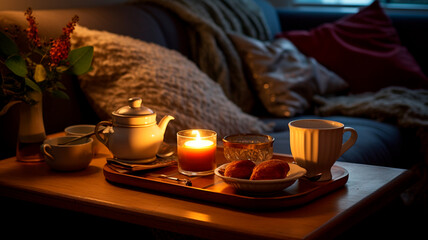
177 129 217 176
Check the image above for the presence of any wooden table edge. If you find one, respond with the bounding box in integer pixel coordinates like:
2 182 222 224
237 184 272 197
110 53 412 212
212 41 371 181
0 181 288 240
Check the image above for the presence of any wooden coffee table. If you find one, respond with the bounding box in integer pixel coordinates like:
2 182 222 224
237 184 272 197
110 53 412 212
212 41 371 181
0 141 415 240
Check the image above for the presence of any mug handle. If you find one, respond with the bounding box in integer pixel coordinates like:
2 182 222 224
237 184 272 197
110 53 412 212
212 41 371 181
340 127 358 156
41 144 54 161
95 121 112 147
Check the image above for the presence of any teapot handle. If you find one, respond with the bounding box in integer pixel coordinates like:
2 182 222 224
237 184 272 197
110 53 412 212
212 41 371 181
95 121 113 147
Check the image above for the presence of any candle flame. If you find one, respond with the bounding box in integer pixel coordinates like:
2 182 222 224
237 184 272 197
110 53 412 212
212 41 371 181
192 130 201 140
184 130 214 148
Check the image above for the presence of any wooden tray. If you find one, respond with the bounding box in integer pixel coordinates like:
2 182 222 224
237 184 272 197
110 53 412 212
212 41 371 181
103 150 348 210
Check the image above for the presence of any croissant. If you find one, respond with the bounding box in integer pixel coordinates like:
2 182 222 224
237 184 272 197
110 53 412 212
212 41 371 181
250 159 290 180
224 160 256 179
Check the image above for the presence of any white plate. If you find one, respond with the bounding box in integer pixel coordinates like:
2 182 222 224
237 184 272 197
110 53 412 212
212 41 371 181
214 162 306 193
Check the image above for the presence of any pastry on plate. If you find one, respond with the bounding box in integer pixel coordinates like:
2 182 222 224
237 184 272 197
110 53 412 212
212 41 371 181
250 159 290 180
224 160 255 179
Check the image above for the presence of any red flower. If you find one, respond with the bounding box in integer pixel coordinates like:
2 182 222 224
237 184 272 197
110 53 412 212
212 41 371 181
49 15 79 67
24 8 41 47
49 38 69 67
63 15 79 36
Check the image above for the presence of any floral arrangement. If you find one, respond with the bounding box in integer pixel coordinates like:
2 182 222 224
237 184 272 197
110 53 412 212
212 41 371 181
0 8 93 111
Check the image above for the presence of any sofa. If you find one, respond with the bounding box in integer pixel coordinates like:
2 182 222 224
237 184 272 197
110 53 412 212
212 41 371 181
0 0 426 171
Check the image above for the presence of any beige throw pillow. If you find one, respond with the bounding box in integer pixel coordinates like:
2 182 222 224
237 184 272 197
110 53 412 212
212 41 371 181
229 33 348 117
71 25 271 141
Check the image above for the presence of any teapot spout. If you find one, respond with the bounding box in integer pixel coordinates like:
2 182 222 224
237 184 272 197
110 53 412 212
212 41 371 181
158 115 175 135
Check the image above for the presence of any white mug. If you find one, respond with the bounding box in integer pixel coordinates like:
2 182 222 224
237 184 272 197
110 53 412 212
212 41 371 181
289 119 358 181
41 136 93 171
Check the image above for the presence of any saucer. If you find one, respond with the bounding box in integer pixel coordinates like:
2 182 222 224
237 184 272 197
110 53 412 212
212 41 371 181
107 156 177 173
113 156 157 164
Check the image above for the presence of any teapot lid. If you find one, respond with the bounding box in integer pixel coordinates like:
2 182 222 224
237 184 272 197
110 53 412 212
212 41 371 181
113 97 154 116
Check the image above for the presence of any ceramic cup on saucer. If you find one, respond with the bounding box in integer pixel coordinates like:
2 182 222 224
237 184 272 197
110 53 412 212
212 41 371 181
65 124 111 157
288 119 358 181
41 136 93 171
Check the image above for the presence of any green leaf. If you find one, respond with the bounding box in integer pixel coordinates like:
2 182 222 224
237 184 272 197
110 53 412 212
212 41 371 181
5 55 28 77
67 46 93 75
51 89 69 100
55 81 66 90
0 31 19 57
24 77 41 92
34 64 47 82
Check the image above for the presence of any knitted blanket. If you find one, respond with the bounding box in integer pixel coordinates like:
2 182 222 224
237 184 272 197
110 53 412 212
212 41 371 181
133 0 271 112
315 86 428 131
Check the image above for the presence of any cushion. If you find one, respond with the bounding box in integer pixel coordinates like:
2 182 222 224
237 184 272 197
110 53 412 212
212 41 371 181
277 0 428 93
70 25 271 141
229 33 348 117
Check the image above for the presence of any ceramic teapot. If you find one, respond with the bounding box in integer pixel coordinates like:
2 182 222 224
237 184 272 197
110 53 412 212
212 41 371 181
95 97 174 163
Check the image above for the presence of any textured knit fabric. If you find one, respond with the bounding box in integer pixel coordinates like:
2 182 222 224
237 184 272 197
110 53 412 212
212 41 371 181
314 87 428 129
71 25 271 141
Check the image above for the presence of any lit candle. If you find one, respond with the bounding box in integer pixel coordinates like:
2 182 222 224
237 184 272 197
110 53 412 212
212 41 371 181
177 129 217 176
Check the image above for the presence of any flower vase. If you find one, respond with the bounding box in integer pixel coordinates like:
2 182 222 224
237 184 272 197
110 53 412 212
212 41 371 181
16 92 46 162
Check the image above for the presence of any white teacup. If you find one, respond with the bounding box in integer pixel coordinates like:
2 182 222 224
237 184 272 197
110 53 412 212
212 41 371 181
65 124 110 157
289 119 358 181
41 136 93 171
